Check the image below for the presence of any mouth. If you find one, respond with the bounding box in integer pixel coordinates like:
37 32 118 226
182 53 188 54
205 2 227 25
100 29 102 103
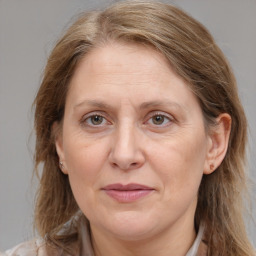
101 183 154 203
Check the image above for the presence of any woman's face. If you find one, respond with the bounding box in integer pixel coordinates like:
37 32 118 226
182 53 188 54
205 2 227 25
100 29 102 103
56 43 213 241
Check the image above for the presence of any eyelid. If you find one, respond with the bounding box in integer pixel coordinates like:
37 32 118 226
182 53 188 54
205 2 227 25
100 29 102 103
81 111 102 120
147 111 174 120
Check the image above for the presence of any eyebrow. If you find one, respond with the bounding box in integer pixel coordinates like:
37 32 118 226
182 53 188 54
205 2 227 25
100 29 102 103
139 100 183 111
74 99 185 112
74 99 114 110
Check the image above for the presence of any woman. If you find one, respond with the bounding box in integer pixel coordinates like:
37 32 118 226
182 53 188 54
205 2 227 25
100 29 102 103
4 1 255 255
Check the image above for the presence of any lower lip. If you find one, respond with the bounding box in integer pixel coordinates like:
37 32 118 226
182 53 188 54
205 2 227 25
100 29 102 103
103 189 153 203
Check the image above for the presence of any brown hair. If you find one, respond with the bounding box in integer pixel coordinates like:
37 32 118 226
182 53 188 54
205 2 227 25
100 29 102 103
33 1 254 255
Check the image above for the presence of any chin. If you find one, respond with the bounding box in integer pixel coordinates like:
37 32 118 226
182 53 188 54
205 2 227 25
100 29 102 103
97 210 159 241
108 224 156 241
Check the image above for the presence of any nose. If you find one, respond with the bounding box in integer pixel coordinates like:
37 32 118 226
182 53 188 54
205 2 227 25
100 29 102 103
109 123 145 171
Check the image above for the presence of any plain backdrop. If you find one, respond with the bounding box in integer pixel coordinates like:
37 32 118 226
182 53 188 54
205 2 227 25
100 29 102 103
0 0 255 251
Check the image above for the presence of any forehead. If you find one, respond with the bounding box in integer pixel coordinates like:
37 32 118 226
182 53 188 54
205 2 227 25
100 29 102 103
66 42 199 113
73 43 173 81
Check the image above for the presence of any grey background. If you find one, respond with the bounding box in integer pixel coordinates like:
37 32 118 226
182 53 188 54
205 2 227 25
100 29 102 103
0 0 255 251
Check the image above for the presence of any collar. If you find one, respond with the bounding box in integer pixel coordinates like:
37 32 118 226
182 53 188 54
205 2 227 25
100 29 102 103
186 223 205 256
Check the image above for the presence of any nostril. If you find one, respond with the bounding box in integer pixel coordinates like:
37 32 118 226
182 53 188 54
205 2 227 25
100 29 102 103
110 161 140 170
111 162 119 168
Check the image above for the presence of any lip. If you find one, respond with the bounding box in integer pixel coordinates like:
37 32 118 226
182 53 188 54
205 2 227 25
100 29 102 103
101 183 154 203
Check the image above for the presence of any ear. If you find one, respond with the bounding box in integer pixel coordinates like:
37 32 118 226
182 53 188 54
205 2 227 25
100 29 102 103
52 121 68 174
204 113 231 175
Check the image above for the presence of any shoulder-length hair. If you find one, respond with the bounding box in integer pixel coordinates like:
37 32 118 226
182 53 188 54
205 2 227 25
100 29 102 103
33 1 254 255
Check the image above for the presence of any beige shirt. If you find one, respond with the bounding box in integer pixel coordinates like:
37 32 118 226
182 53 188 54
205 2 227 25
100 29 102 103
2 218 206 256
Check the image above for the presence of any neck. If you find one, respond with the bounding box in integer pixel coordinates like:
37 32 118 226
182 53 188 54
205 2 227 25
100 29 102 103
91 217 196 256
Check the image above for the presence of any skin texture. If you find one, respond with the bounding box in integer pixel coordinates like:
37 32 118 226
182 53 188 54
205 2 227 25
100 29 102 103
55 43 231 256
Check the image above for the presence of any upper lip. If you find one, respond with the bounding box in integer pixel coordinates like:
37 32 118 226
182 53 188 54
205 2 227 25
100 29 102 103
102 183 154 191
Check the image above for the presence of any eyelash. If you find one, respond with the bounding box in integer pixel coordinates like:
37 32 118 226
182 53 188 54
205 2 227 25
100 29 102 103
80 111 174 128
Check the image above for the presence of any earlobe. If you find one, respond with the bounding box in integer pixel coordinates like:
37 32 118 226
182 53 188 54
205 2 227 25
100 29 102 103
204 113 231 175
52 121 68 174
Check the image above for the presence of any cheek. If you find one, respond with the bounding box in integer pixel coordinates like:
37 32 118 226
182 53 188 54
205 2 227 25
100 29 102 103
149 131 207 196
63 133 110 188
63 138 110 215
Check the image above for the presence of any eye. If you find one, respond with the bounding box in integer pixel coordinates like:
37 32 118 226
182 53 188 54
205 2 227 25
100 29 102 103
82 114 108 127
146 112 173 127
